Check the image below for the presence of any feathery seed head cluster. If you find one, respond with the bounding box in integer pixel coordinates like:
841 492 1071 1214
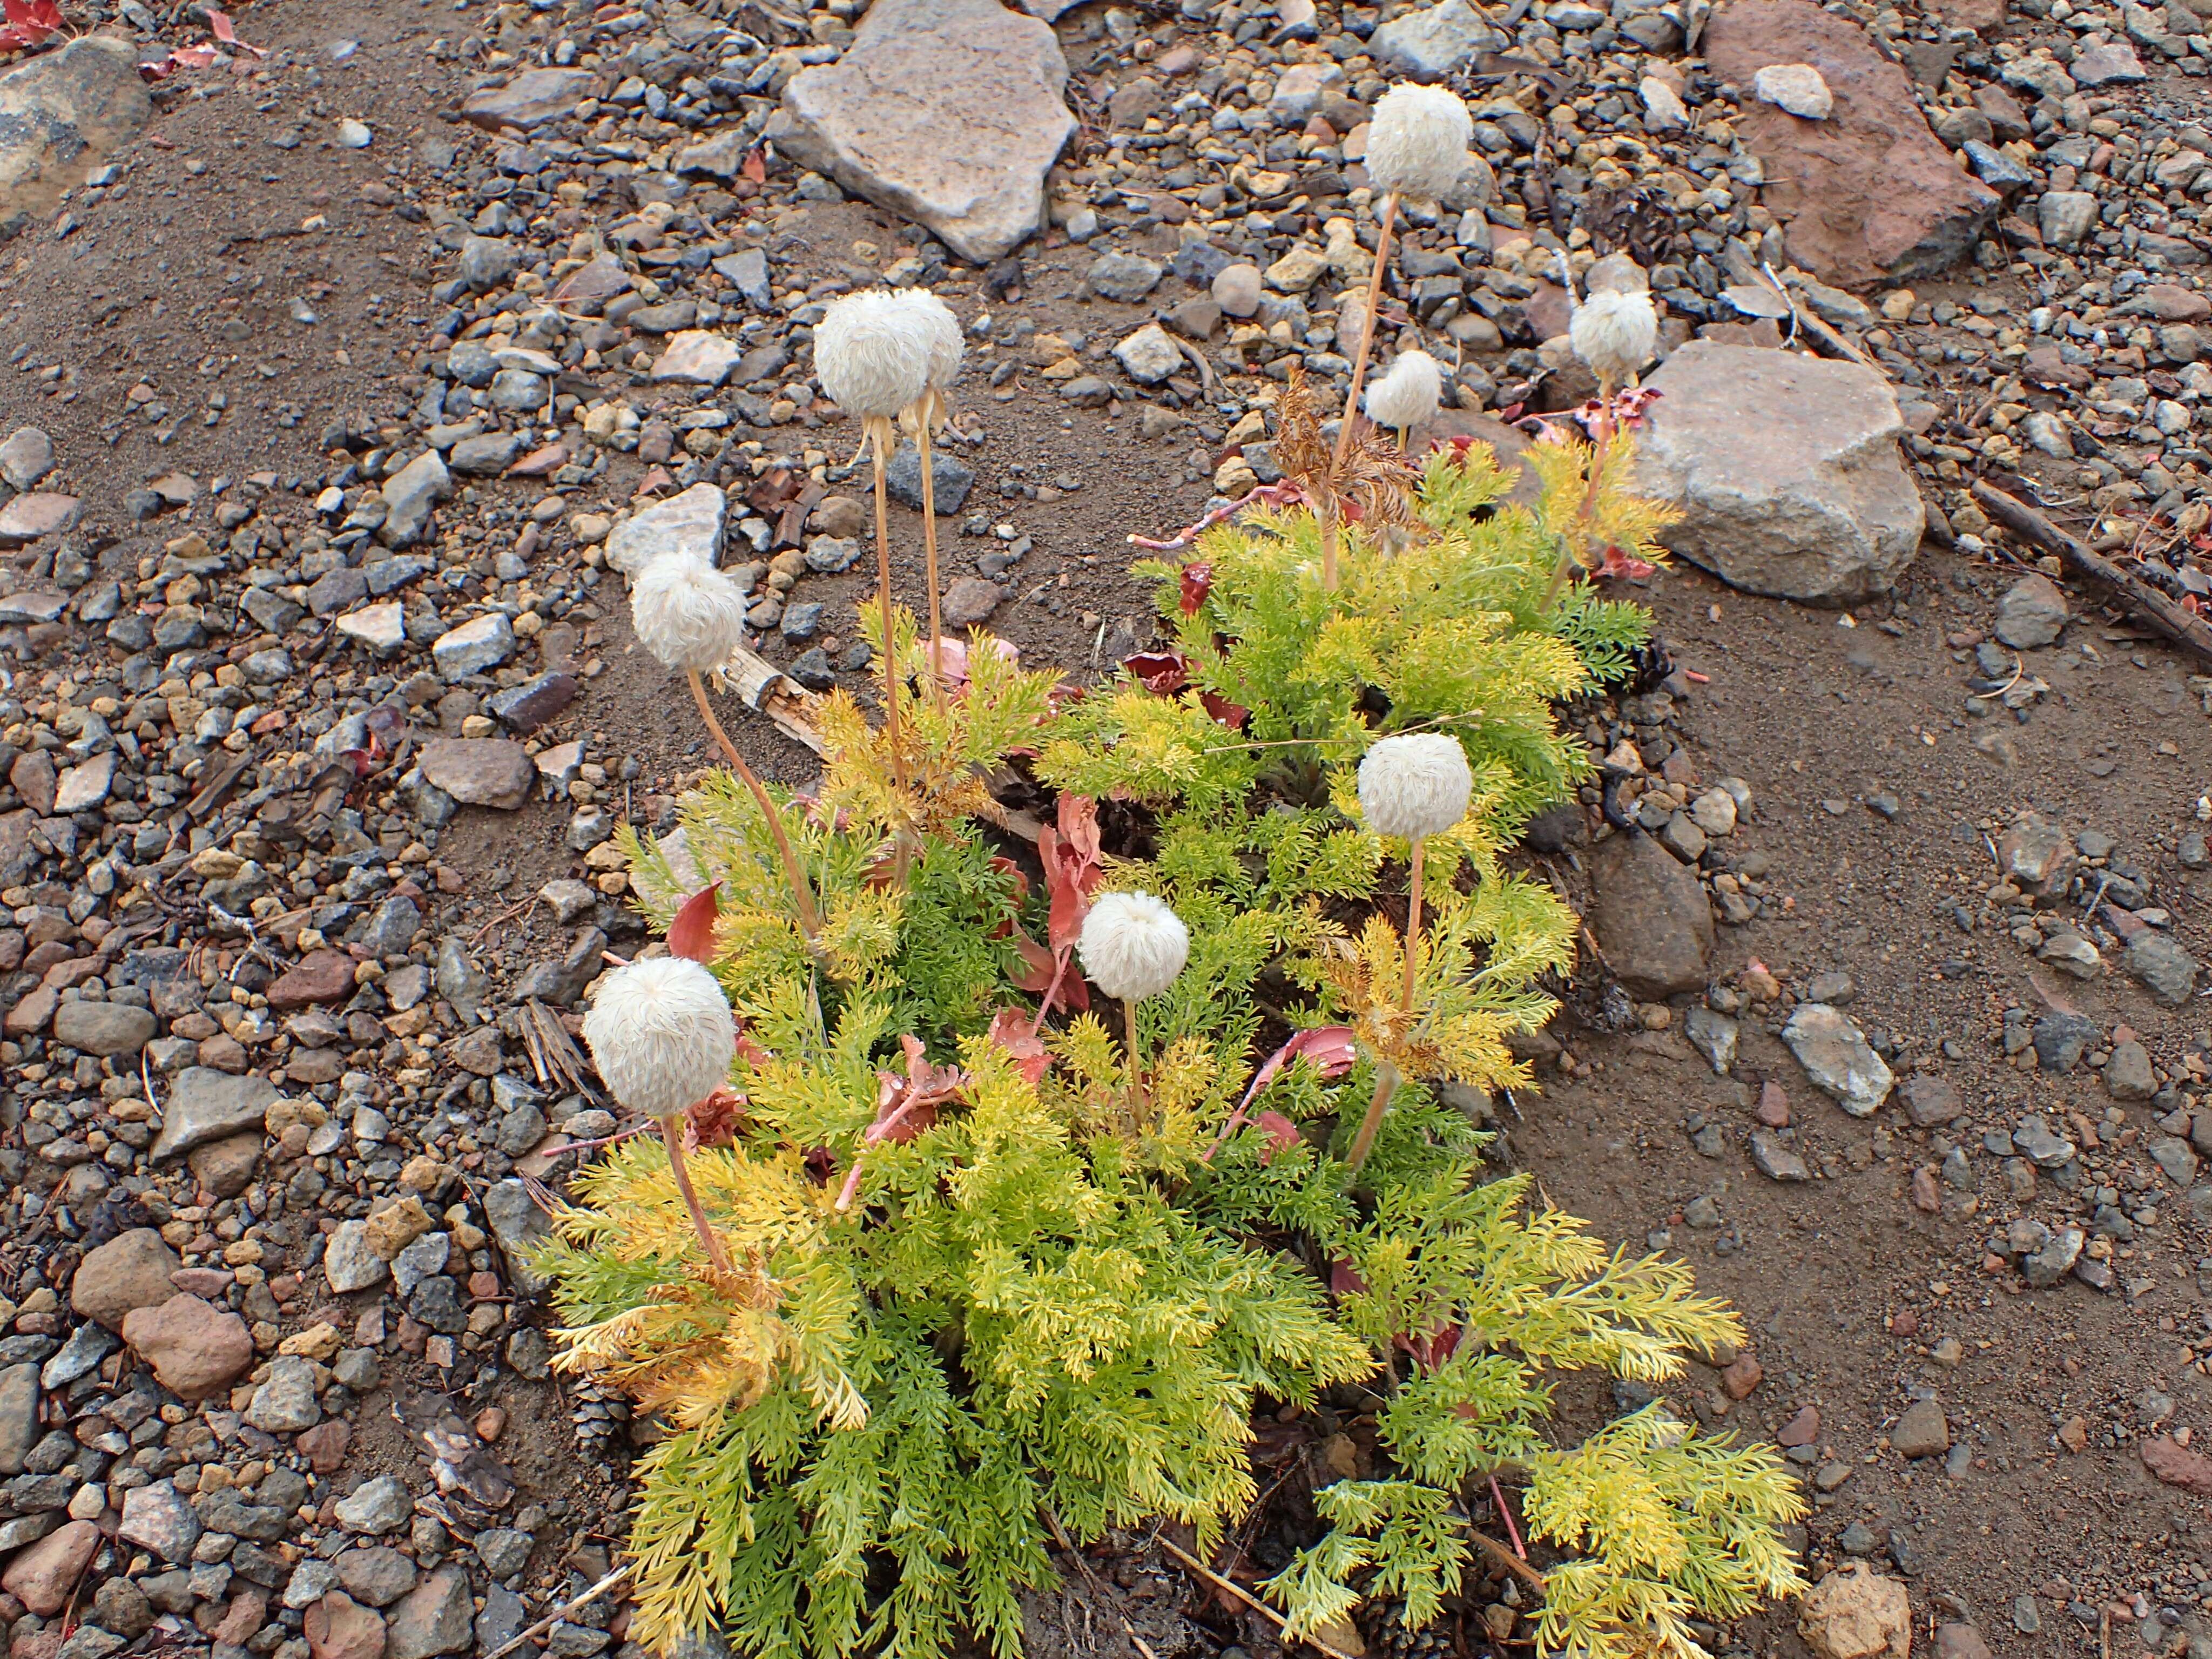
1570 287 1658 387
630 552 750 675
1077 892 1190 1001
1365 349 1443 434
893 288 964 392
815 289 933 419
1364 84 1473 205
1358 732 1473 840
581 955 736 1120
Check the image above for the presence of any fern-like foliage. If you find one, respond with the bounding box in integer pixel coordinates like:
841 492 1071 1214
540 436 1800 1659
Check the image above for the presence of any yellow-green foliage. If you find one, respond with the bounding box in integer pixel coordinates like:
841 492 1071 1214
539 426 1799 1659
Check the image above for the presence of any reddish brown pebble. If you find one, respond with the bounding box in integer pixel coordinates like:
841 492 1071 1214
467 1271 502 1300
1721 1353 1764 1400
1755 1081 1790 1128
1778 1405 1820 1447
1909 1166 1941 1213
474 1407 508 1442
1890 1309 1919 1337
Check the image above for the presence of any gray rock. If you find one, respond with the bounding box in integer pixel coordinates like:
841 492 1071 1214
460 68 598 130
51 1000 154 1057
431 612 516 679
2012 1112 2076 1168
477 1584 529 1652
448 431 521 476
2031 1012 2096 1073
117 1481 201 1563
339 1545 419 1608
1638 341 1923 604
483 1178 552 1294
884 442 975 514
2150 1134 2201 1188
1115 321 1186 385
380 451 453 549
2105 1040 2157 1101
2039 190 2100 247
419 738 534 811
475 1526 534 1578
244 1354 321 1434
712 247 774 309
1684 1006 1738 1075
1994 575 2067 648
2071 39 2147 83
1901 1074 1959 1127
335 1475 413 1536
2021 1225 2085 1287
41 1321 116 1389
771 0 1074 264
1087 251 1163 302
1892 1399 1949 1458
324 1219 389 1294
0 1365 37 1476
386 1565 475 1659
456 234 518 293
2127 931 2198 1006
0 38 150 240
1781 1002 1894 1116
152 1068 278 1161
605 480 725 575
1368 0 1500 80
390 1232 451 1299
1997 813 2074 892
282 1558 341 1611
0 427 53 490
1749 1129 1810 1181
1588 832 1712 997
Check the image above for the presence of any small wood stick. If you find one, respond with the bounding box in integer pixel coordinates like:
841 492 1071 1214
483 1565 634 1659
1151 1534 1361 1659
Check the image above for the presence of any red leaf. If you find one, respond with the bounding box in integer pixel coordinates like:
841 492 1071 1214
1123 650 1190 696
1253 1110 1302 1165
1330 1259 1368 1298
1178 561 1213 617
683 1088 747 1151
986 1008 1051 1084
204 6 265 51
666 882 721 963
1008 931 1058 994
1199 690 1249 731
1038 794 1103 956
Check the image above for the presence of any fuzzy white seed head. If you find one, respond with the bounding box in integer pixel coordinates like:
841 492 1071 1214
582 955 736 1120
1570 286 1658 387
631 552 750 675
1358 732 1473 840
891 288 964 393
1364 84 1473 205
1364 349 1442 434
1077 892 1190 1002
815 289 933 419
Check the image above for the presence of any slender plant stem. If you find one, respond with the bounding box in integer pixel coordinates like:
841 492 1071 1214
686 668 821 941
1124 995 1148 1112
661 1115 730 1273
1333 190 1400 475
916 418 946 703
1541 382 1618 612
1344 1057 1400 1175
1401 835 1425 1013
866 416 908 795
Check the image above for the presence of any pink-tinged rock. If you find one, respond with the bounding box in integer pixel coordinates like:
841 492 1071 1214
0 493 79 545
550 251 631 307
508 442 568 477
8 750 55 815
1706 0 1998 287
2 1519 100 1615
770 0 1075 264
459 67 598 131
306 1591 388 1659
419 738 535 811
649 331 744 387
269 949 359 1008
123 1294 255 1400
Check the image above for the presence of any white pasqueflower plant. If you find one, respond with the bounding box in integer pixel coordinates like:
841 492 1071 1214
1364 348 1442 446
891 287 963 400
583 955 736 1120
1078 892 1190 1001
631 552 749 676
885 288 965 688
583 955 738 1267
1358 732 1472 840
1569 286 1658 392
815 289 933 420
1364 84 1473 206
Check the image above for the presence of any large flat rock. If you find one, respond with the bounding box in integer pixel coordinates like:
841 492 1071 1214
771 0 1074 264
1638 341 1924 604
0 37 150 242
1706 0 1999 288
